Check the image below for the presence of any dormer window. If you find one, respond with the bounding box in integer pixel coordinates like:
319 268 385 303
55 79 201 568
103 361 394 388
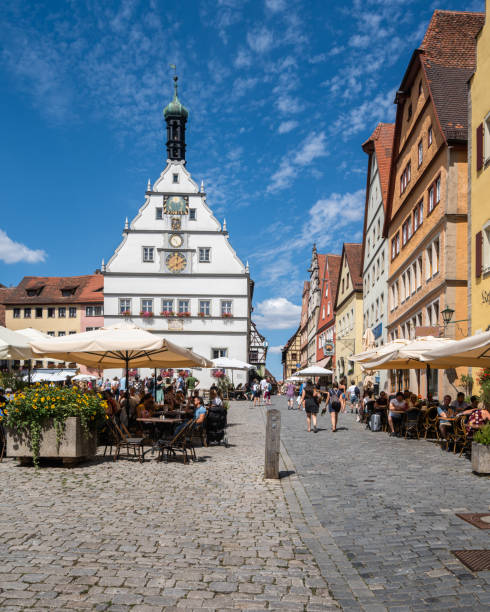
26 286 44 297
172 173 179 184
61 287 77 297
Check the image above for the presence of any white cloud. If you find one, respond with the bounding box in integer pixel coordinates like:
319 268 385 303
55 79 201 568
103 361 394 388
349 34 370 48
269 345 284 354
265 0 287 11
247 26 274 53
254 297 301 330
303 190 365 249
267 132 328 192
231 77 258 99
0 229 46 264
277 120 298 134
234 48 253 68
332 88 396 138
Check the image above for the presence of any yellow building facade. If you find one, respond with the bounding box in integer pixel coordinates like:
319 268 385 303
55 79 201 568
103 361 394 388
469 2 490 339
334 244 363 384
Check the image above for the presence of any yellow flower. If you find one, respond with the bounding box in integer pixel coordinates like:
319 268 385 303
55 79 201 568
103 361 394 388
51 404 55 410
41 398 45 403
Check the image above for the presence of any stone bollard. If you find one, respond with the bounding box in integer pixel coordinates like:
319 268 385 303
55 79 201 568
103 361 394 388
264 409 281 479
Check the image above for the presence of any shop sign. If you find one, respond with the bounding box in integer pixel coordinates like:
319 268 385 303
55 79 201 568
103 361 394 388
373 323 383 340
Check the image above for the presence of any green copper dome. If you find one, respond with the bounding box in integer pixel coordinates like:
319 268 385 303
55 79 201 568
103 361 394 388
164 76 188 119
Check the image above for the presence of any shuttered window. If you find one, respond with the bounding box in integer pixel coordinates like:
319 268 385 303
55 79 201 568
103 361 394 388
476 123 484 171
476 231 483 278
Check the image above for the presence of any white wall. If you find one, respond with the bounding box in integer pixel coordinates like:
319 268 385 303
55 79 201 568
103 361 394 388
362 154 389 391
104 159 251 389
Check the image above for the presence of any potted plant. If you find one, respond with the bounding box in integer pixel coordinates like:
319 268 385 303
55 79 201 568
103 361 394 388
140 311 153 319
472 423 490 474
121 310 131 317
198 312 207 318
161 310 174 317
222 312 233 319
183 311 191 317
4 385 107 467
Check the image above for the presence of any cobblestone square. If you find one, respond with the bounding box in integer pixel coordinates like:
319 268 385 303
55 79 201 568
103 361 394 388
0 402 336 612
2 397 490 611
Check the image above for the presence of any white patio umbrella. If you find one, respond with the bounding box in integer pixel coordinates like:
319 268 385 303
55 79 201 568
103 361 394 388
295 365 333 377
359 336 456 370
30 321 213 385
359 336 457 397
211 357 253 370
211 357 253 385
0 326 34 360
350 338 411 364
72 374 97 381
420 330 490 368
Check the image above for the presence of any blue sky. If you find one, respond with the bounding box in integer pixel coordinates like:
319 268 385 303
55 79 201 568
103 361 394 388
0 0 484 378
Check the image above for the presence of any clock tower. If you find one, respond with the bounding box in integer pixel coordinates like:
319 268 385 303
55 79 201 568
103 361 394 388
103 77 252 388
164 76 188 162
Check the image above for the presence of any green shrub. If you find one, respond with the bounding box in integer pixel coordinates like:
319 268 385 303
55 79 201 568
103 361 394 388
473 423 490 446
2 384 108 467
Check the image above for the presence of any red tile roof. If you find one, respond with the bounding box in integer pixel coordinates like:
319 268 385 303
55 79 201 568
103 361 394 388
326 254 342 306
2 275 104 306
344 243 363 291
421 11 484 143
420 10 484 67
362 123 395 210
384 10 484 235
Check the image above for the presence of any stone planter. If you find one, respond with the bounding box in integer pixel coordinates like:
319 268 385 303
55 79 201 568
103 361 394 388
7 417 97 465
472 442 490 474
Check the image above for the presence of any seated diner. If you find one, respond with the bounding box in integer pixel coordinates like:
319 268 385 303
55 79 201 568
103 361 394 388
388 391 408 436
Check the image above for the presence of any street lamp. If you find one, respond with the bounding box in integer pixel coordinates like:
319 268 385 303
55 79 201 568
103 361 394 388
441 305 455 335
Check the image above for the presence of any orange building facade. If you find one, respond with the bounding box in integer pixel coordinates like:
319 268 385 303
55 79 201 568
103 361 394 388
385 11 484 397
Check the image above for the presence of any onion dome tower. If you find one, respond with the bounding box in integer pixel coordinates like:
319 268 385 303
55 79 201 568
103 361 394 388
164 75 189 162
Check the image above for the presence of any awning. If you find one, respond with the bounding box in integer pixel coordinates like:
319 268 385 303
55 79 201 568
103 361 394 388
316 356 332 368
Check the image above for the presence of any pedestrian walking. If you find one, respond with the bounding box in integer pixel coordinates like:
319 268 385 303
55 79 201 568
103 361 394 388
285 381 295 409
263 377 272 405
300 379 320 432
328 382 342 432
252 380 261 407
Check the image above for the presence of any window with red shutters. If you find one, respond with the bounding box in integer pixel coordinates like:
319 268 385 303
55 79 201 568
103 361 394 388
476 231 483 278
476 123 484 172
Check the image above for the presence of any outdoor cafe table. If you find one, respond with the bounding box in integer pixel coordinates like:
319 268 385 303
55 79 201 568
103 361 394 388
137 417 184 457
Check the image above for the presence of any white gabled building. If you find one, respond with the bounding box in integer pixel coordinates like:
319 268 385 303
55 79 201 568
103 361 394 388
361 123 394 392
103 76 252 387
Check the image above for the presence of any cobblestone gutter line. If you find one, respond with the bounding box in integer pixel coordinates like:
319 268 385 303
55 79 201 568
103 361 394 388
260 406 386 612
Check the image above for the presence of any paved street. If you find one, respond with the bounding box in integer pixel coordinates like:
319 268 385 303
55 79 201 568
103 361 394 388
0 403 336 612
276 396 490 611
1 398 490 612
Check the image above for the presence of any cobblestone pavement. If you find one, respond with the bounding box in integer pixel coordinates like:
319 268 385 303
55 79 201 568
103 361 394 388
276 396 490 611
0 403 338 612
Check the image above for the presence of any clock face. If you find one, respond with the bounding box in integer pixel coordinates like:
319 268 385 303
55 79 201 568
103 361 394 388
166 252 187 273
164 195 188 215
169 234 183 248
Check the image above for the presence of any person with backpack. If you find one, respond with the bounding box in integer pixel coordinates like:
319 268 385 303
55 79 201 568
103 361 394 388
300 379 321 432
328 382 342 432
252 380 261 408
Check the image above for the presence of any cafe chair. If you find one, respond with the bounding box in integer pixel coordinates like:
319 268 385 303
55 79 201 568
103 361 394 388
423 407 439 440
157 419 195 464
110 419 145 463
404 409 420 439
452 415 471 457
